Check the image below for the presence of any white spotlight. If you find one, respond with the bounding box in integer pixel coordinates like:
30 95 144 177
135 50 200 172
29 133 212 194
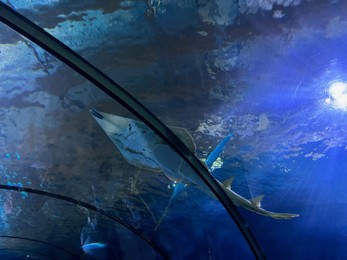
328 81 347 111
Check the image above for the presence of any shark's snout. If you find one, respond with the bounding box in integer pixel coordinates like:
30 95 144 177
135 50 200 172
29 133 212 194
90 109 103 120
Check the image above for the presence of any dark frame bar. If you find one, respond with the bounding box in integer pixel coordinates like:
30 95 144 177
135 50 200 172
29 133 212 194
0 3 265 259
0 235 79 259
0 184 168 259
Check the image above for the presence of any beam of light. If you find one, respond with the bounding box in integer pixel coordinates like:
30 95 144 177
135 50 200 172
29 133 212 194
325 81 347 111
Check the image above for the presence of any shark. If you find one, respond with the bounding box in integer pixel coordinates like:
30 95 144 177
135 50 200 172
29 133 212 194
90 109 299 220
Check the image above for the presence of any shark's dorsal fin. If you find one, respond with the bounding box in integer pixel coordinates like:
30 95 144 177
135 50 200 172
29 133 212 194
222 177 235 190
170 127 196 154
251 194 264 208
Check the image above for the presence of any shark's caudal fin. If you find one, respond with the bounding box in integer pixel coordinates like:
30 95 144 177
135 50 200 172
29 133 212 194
266 212 300 220
205 131 233 170
219 182 300 220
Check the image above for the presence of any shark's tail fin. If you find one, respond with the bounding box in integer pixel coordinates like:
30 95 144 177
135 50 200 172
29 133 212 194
267 212 299 220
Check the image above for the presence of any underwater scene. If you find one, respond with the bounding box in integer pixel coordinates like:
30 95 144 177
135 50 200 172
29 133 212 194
0 0 347 259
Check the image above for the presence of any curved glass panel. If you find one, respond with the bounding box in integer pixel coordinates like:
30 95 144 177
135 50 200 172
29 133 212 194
5 0 347 258
0 22 254 259
0 189 159 259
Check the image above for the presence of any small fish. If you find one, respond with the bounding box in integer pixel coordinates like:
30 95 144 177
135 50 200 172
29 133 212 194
197 31 208 36
81 242 107 257
205 131 233 169
30 162 47 170
80 215 107 256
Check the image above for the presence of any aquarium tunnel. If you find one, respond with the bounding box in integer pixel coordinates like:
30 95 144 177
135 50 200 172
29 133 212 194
0 0 346 259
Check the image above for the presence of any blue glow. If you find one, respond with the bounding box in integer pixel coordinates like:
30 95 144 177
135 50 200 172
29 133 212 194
170 182 185 200
325 81 347 111
205 131 233 169
20 191 28 199
81 242 107 250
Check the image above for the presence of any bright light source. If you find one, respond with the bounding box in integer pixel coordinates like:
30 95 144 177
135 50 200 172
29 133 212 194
327 81 347 111
329 82 347 99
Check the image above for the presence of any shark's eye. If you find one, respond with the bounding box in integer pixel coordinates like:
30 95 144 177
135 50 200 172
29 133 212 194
128 124 132 132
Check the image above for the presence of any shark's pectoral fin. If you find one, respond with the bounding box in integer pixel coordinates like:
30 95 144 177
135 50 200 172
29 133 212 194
251 194 264 208
222 177 235 190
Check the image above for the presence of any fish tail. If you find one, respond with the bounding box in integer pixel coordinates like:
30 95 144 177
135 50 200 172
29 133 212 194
267 212 299 220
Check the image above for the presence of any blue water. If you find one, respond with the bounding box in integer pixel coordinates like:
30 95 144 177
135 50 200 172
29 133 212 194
2 0 347 259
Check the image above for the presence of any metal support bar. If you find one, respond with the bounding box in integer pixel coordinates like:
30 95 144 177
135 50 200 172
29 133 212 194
0 235 79 259
0 184 169 259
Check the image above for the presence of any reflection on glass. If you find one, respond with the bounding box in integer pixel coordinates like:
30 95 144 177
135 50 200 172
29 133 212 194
0 189 161 259
5 0 347 258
